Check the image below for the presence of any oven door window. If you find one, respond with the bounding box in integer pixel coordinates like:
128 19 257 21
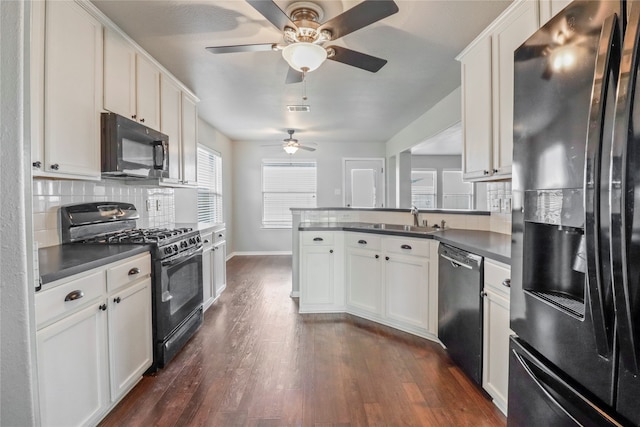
158 251 203 338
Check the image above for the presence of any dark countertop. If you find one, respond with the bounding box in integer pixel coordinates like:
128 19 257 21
291 207 490 216
299 222 512 264
38 244 151 287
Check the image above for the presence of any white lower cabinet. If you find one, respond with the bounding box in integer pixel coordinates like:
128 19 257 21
482 259 512 415
35 253 152 426
202 227 227 312
301 231 438 339
299 231 344 312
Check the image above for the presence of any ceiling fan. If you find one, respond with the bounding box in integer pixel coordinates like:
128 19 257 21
206 0 399 83
265 129 317 154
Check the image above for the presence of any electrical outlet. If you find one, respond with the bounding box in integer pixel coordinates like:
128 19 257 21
491 197 502 212
145 200 151 211
502 197 512 213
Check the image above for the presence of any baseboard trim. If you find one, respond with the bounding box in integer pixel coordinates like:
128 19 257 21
228 251 292 258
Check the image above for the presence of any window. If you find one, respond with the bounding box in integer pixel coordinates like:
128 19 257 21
197 146 223 223
262 160 317 228
411 169 437 209
442 170 473 209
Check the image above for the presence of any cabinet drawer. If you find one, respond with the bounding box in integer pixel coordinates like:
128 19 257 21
301 231 334 246
485 259 511 297
106 253 151 293
213 228 226 244
384 236 431 258
346 232 382 250
36 270 106 328
202 232 214 250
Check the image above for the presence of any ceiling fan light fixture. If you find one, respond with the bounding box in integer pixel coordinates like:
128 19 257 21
283 145 299 154
282 42 327 72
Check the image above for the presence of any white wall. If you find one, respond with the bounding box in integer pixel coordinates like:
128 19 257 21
232 140 385 253
175 118 235 254
1 0 38 424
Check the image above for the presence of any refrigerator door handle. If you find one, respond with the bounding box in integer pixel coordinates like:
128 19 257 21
611 2 640 374
584 13 619 357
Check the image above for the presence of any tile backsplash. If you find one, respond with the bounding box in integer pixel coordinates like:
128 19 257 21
33 179 175 248
487 181 512 235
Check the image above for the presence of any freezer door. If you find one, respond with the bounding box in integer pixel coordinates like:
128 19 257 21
507 337 623 427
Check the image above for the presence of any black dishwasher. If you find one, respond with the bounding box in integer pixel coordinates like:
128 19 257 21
438 243 484 385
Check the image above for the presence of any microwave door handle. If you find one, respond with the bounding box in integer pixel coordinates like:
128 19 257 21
153 142 166 170
612 4 640 374
584 13 618 358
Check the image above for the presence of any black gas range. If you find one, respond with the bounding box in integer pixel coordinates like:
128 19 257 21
60 202 203 371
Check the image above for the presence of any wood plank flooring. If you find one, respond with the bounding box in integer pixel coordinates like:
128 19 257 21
99 255 506 427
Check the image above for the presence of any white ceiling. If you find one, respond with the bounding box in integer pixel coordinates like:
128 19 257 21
91 0 511 147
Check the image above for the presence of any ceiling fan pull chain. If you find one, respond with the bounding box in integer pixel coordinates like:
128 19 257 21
302 76 308 101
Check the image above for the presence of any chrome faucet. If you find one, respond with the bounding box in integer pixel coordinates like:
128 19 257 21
411 205 419 226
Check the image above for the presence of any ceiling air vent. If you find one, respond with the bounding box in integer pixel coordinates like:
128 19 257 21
286 105 311 112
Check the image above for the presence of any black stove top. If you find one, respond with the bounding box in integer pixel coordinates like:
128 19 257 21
82 227 195 245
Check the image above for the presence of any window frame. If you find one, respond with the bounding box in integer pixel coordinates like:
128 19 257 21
196 145 223 224
442 169 474 210
261 159 317 229
411 168 437 209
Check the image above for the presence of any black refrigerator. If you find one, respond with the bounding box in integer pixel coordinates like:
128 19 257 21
510 0 640 425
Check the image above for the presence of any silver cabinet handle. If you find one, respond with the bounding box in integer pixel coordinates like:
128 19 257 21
401 244 412 250
128 267 141 276
313 237 323 242
50 163 60 170
32 161 42 169
502 279 511 288
64 290 84 302
358 239 367 245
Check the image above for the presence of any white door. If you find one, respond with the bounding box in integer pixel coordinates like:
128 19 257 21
344 159 385 208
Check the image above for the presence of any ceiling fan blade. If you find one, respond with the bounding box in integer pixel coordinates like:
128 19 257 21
327 46 387 72
298 146 316 152
319 0 398 40
206 43 276 54
247 0 296 30
285 67 304 84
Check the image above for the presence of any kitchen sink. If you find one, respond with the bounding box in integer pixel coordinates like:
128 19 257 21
368 223 441 235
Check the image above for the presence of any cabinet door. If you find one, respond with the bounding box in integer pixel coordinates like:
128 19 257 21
482 288 511 414
346 248 383 316
213 241 227 297
181 93 198 185
491 0 538 177
300 246 335 306
37 302 109 427
539 0 572 26
461 35 493 181
160 75 183 182
202 245 215 311
108 278 153 400
384 254 429 329
103 28 136 119
44 0 102 178
135 54 161 131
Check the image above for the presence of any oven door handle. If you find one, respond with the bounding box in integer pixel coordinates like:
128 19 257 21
161 247 203 267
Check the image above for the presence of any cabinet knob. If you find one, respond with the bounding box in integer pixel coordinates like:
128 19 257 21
50 163 60 170
128 267 141 276
502 279 511 288
140 118 145 123
329 249 334 254
64 290 84 302
483 170 489 175
493 169 499 174
99 304 107 311
375 254 379 259
131 114 137 120
32 161 42 169
114 296 121 304
480 291 488 298
385 256 390 261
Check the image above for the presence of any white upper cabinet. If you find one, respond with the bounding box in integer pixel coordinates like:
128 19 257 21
460 36 493 181
457 0 539 182
539 0 572 26
491 0 539 178
181 93 198 185
160 75 183 182
103 28 160 131
39 0 103 179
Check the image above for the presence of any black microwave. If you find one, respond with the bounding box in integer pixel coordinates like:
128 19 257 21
101 113 170 178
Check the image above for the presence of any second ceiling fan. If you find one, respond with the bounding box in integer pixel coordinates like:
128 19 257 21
206 0 399 83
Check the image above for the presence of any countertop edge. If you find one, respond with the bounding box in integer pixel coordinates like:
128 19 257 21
291 207 490 216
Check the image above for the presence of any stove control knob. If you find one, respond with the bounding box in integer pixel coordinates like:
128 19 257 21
164 247 171 255
196 235 201 243
181 241 188 248
174 244 179 252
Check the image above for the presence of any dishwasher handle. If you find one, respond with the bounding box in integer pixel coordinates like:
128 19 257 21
440 253 473 270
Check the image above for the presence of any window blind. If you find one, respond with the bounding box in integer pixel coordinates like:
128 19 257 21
411 169 437 209
197 146 223 223
262 160 317 228
442 170 473 209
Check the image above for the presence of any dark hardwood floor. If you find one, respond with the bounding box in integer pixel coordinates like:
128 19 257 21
99 255 506 427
